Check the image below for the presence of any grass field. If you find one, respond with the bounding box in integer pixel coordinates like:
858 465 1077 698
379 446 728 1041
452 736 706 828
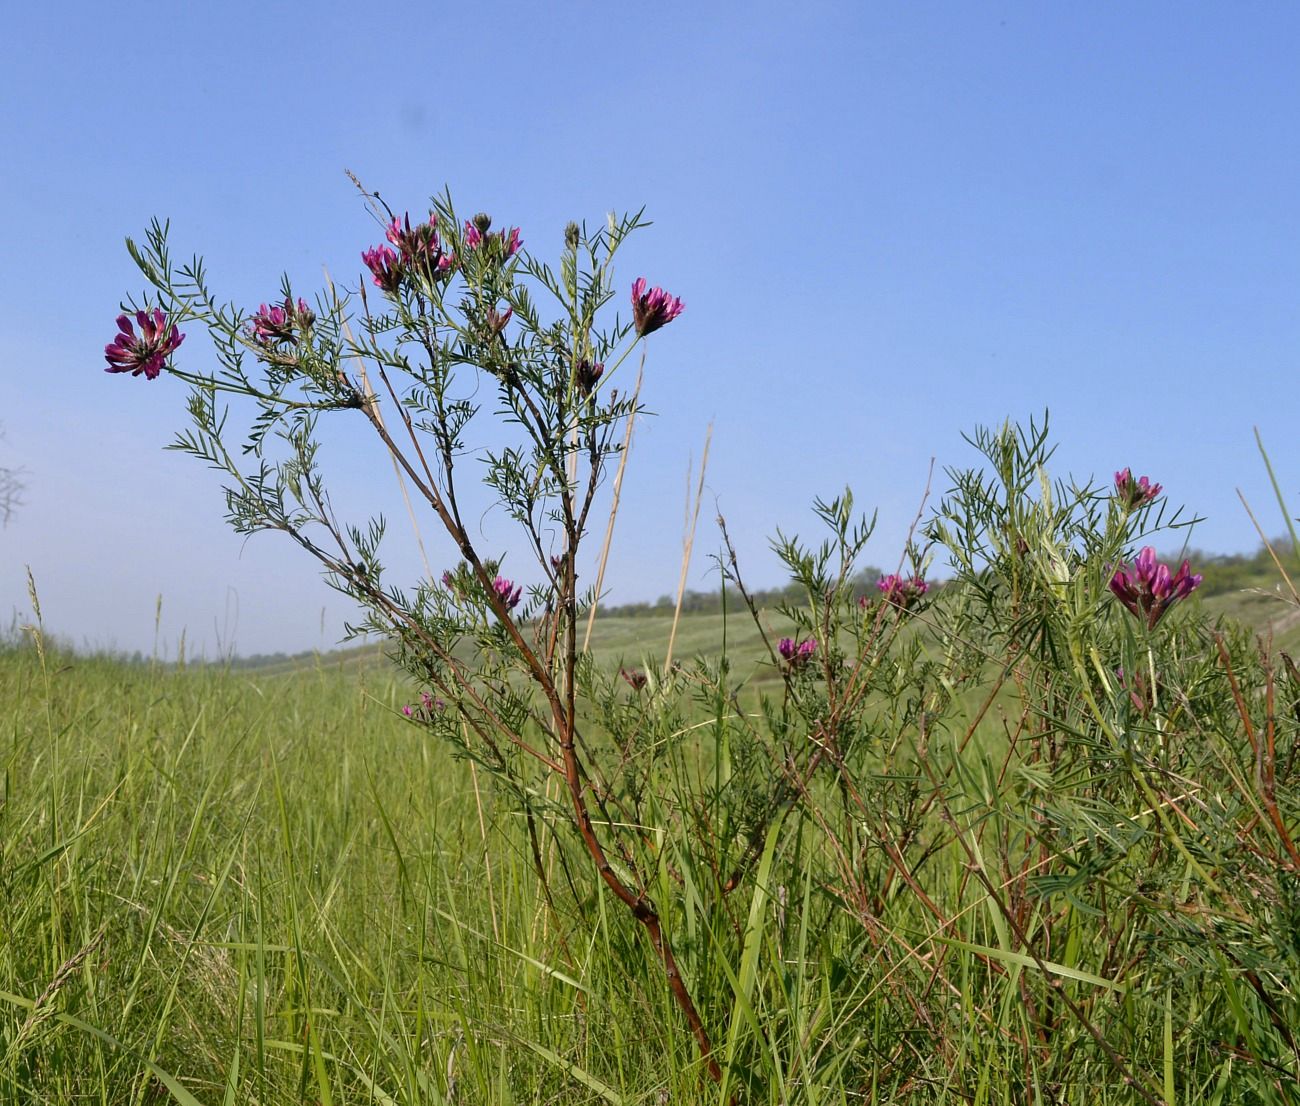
3 553 1300 1104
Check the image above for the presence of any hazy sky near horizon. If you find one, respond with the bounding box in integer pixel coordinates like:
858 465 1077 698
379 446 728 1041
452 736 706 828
4 2 1300 657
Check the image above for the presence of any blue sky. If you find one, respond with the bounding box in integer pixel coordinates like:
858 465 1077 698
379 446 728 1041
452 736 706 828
3 2 1299 656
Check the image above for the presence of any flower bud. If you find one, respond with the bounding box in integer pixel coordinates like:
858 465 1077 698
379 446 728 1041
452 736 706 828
575 358 604 395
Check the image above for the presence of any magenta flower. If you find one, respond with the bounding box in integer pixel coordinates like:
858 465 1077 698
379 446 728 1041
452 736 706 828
362 244 404 294
1114 469 1162 510
104 309 185 380
248 298 313 345
1108 546 1202 629
873 574 929 611
386 212 453 276
492 575 522 610
486 304 513 334
620 666 648 691
630 277 684 336
401 692 446 722
463 220 522 258
778 637 818 667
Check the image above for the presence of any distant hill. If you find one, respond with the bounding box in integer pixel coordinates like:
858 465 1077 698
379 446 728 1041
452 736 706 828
222 544 1300 679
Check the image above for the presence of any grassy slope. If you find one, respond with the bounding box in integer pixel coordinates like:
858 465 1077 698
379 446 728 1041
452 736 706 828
243 556 1300 681
4 559 1299 1103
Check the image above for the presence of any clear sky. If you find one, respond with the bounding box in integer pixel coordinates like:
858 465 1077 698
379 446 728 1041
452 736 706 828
4 2 1300 657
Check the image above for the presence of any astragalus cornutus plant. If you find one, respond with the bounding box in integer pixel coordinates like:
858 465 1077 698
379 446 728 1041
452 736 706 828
105 181 1300 1103
107 188 766 1082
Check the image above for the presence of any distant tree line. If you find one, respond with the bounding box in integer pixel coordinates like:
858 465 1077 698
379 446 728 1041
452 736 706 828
595 567 886 619
1185 539 1297 597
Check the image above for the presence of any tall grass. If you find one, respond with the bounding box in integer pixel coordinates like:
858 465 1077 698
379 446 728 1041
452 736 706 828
4 547 1299 1106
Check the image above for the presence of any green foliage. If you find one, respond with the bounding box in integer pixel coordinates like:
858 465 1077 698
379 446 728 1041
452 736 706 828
96 185 1300 1102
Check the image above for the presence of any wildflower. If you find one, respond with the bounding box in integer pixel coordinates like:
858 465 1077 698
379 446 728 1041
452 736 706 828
575 358 604 395
492 575 522 610
1108 546 1202 629
486 304 513 335
620 666 648 691
778 637 818 667
401 692 446 722
873 574 929 611
630 277 684 336
248 298 313 345
362 244 404 294
104 309 185 380
464 218 522 258
1114 468 1162 510
386 212 452 275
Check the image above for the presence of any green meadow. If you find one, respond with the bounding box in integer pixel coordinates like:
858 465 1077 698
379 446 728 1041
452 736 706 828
3 551 1299 1105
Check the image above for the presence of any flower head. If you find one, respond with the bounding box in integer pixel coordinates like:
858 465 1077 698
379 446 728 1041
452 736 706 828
401 692 446 722
492 575 522 611
248 298 313 345
463 214 522 259
778 636 818 667
1114 468 1162 510
630 277 684 336
575 358 605 395
1108 546 1202 629
362 244 404 294
620 666 648 691
104 309 185 380
386 212 452 276
873 574 929 611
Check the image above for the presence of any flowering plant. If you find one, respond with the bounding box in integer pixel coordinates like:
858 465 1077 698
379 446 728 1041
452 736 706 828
106 186 726 1077
1114 468 1162 511
1109 546 1202 629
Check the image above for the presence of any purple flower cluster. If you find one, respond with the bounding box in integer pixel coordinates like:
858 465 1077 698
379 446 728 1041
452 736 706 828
388 212 452 270
492 575 522 610
248 297 314 345
778 636 818 667
871 574 929 611
104 309 185 380
464 219 522 258
401 691 445 720
1109 547 1202 629
362 244 404 293
630 277 684 337
1114 468 1162 510
363 212 455 294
